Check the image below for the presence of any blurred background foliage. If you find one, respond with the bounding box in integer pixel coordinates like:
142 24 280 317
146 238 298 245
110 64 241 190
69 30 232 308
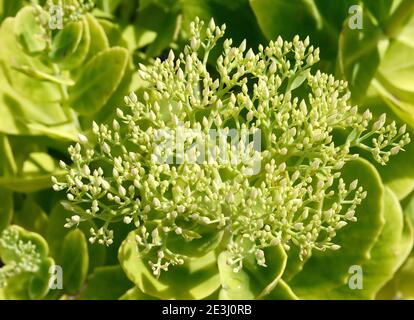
1 0 414 299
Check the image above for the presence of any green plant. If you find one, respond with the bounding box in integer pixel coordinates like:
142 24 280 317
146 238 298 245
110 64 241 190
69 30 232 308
52 18 409 299
1 0 414 301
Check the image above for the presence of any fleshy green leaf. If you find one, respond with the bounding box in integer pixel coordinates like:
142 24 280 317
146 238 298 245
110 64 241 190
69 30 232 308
68 47 129 115
286 69 310 92
217 244 287 300
166 226 224 258
364 0 397 23
79 266 132 300
119 286 157 300
98 19 127 48
249 0 317 41
47 203 106 273
0 152 65 193
338 11 384 104
59 18 92 70
182 0 266 55
376 128 414 200
29 257 54 300
14 6 47 54
0 0 24 22
139 4 180 58
0 18 67 135
84 13 109 60
59 18 91 70
281 246 310 282
119 230 221 300
289 158 385 299
13 195 48 237
0 135 17 176
0 225 53 300
318 188 406 299
0 188 13 232
390 256 414 299
404 191 414 228
49 21 83 63
59 229 89 295
265 279 299 300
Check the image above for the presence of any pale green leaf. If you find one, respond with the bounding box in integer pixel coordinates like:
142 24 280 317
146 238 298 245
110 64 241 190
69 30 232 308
68 47 129 115
0 188 13 232
289 158 385 299
119 230 221 300
217 244 287 300
59 229 89 295
79 266 133 300
14 6 47 54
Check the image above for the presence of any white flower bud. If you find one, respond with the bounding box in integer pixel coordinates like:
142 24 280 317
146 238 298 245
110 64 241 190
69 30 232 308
190 37 198 50
349 179 358 190
255 249 264 260
113 119 120 131
373 114 386 131
168 50 175 61
129 92 138 104
239 39 246 52
294 223 304 231
246 48 255 60
123 216 133 224
143 92 150 101
226 192 235 203
247 110 254 121
59 160 66 169
71 215 81 223
102 142 111 154
153 197 161 207
391 146 400 155
78 133 88 144
201 216 211 224
208 18 216 32
101 179 110 190
116 108 124 118
336 221 347 229
83 164 90 176
92 121 99 134
177 68 184 80
269 61 277 74
118 185 126 197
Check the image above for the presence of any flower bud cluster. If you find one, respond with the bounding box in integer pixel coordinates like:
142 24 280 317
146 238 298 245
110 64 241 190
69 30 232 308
0 228 42 288
54 18 409 275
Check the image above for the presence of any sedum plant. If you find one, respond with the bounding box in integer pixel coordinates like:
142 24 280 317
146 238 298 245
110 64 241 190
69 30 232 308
51 18 410 299
0 0 133 195
0 225 54 300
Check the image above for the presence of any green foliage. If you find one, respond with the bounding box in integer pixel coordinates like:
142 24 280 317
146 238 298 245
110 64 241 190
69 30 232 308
59 229 89 294
1 0 414 301
0 225 54 299
69 47 129 114
119 230 221 299
79 265 132 299
218 245 287 299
